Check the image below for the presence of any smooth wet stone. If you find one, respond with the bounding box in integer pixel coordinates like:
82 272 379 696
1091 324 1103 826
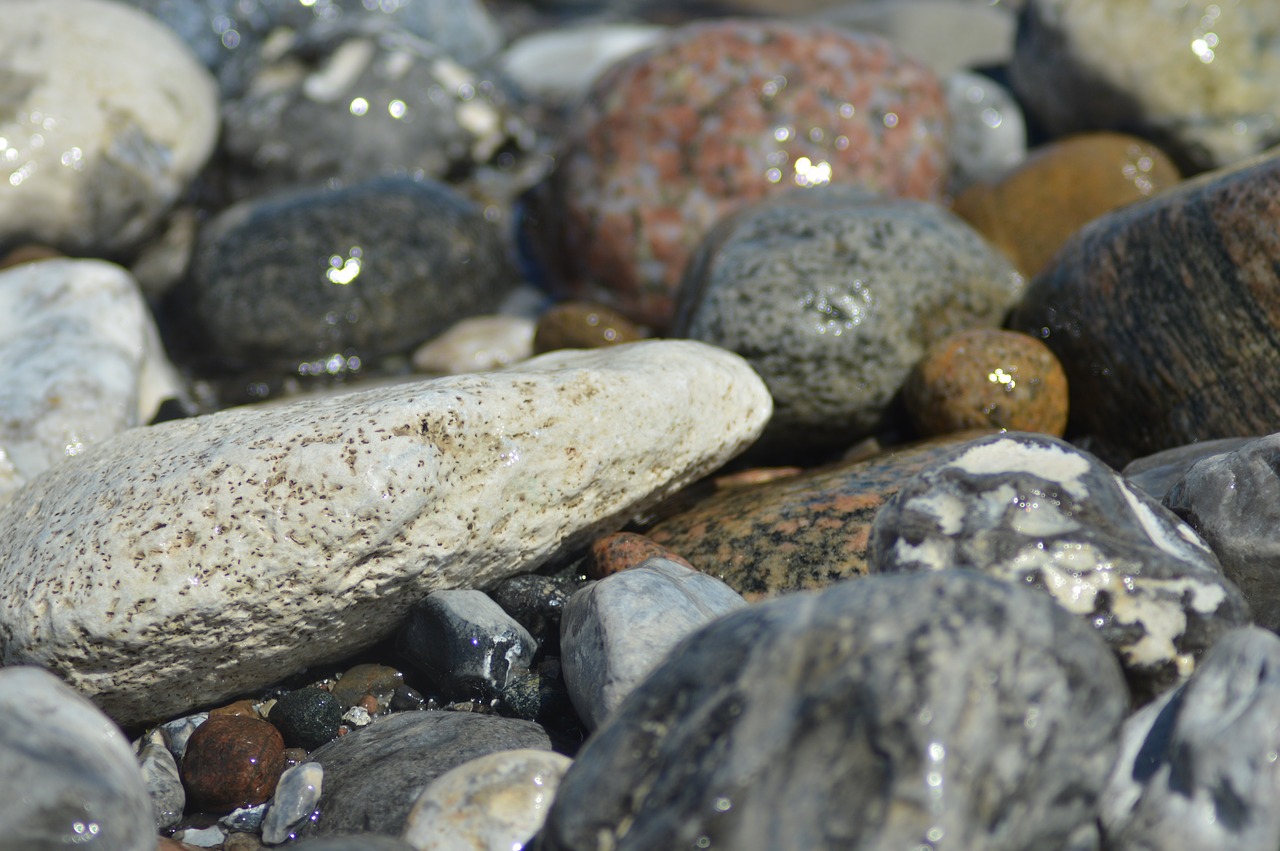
261 761 324 845
138 728 186 830
290 837 417 851
498 22 666 106
117 0 268 75
412 315 535 375
540 569 1128 850
298 711 552 839
675 190 1024 453
489 574 575 653
181 714 286 813
869 432 1250 697
402 749 572 851
1010 0 1280 171
944 71 1026 193
0 667 154 851
954 132 1181 278
0 0 219 255
561 557 747 730
1102 627 1280 850
1008 150 1280 463
330 664 405 713
160 713 209 763
269 688 344 751
179 176 516 373
0 258 184 503
1122 438 1257 501
0 340 771 727
522 19 950 329
585 531 692 579
532 302 647 355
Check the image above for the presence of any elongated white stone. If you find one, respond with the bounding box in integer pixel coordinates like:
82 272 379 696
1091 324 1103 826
0 340 771 726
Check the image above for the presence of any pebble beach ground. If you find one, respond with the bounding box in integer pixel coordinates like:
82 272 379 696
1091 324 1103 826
4 1 1280 849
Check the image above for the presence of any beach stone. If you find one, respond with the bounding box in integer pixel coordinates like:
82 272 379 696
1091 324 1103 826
261 761 324 845
298 711 551 839
532 302 647 355
0 244 60 269
675 190 1024 454
412 315 535 375
181 714 286 813
269 688 344 751
402 749 572 851
904 328 1069 437
1122 438 1257 501
540 569 1128 850
0 667 154 851
586 531 692 579
488 574 575 652
0 0 219 256
138 728 186 830
868 432 1250 697
1102 627 1280 850
1010 0 1280 171
953 132 1181 278
944 71 1026 193
1008 149 1280 464
521 19 950 329
0 258 184 504
561 557 747 730
0 340 771 727
178 175 517 374
331 663 405 713
160 713 209 764
498 22 666 106
117 0 267 75
290 837 417 851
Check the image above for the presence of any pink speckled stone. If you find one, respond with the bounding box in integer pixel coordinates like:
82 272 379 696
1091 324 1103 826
525 20 951 329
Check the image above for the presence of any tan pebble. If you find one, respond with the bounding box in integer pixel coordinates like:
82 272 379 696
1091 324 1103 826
533 301 647 354
0 244 61 269
208 698 260 719
587 531 694 579
358 693 379 714
713 467 804 490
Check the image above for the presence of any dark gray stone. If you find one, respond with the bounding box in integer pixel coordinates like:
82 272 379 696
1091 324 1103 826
489 573 576 654
868 432 1250 698
1122 437 1256 501
299 710 551 838
538 570 1128 851
1102 627 1280 850
270 687 343 751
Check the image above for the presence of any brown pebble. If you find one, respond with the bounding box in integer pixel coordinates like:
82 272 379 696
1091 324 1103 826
330 662 403 711
282 747 308 768
713 467 804 491
208 698 260 719
358 693 380 715
905 328 1069 437
156 839 204 851
222 833 267 851
181 714 285 813
532 301 647 354
0 243 60 270
587 531 694 579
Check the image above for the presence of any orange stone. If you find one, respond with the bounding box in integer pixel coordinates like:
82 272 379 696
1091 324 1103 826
587 531 694 579
208 698 261 719
181 714 285 813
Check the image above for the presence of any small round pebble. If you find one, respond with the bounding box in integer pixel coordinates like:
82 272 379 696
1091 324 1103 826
330 664 404 713
532 301 648 354
905 328 1069 437
587 531 694 579
208 698 260 719
181 714 286 813
269 687 344 751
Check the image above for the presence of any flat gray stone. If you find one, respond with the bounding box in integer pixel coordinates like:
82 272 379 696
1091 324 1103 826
1122 437 1256 501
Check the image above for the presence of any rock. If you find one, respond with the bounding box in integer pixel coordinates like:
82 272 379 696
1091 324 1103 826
674 189 1024 454
1010 0 1280 171
953 132 1181 278
269 688 344 751
0 667 154 851
868 432 1250 697
138 728 186 830
904 328 1069 437
540 570 1129 850
943 71 1026 193
1122 438 1256 501
561 557 747 730
1007 149 1280 463
0 258 184 503
399 589 538 701
532 302 647 355
330 663 405 713
298 711 551 839
402 749 572 851
159 713 208 763
181 714 286 813
115 0 267 75
261 761 324 845
1102 627 1280 850
412 315 536 375
521 19 950 329
0 340 769 727
488 574 576 652
586 531 692 579
220 801 268 833
498 22 666 106
289 837 418 851
0 0 219 255
0 244 60 269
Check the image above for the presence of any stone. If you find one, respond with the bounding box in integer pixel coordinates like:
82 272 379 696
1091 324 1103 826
289 837 418 851
953 132 1181 278
269 688 344 751
181 714 286 813
0 666 154 851
0 340 769 727
138 728 186 830
330 663 405 713
1122 438 1256 501
1102 627 1280 850
586 531 693 579
674 189 1024 454
0 259 184 504
488 574 576 653
521 19 950 329
498 22 666 106
868 432 1250 697
904 328 1069 437
532 302 648 355
412 315 535 375
943 71 1026 193
539 570 1129 850
0 0 218 255
298 711 551 839
1008 149 1280 464
261 761 324 845
220 802 268 833
115 0 267 75
0 244 60 270
561 557 747 730
160 713 209 763
209 699 262 719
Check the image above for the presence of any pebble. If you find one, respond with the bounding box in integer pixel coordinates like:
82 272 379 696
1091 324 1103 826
488 573 575 654
943 70 1027 193
585 531 693 579
401 748 573 851
0 340 770 727
0 244 61 269
181 714 286 813
269 688 344 751
411 315 536 375
498 22 666 106
261 761 324 845
532 301 648 355
904 327 1069 437
1122 437 1257 501
330 663 405 713
289 836 418 851
138 727 186 830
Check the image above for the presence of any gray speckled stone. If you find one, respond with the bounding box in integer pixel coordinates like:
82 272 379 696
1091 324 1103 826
540 570 1128 851
0 340 772 727
869 432 1250 697
674 189 1024 454
1122 438 1256 501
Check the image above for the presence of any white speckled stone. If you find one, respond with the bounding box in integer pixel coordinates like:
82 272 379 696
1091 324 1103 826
0 258 183 504
945 70 1027 192
0 0 219 254
401 749 572 851
0 340 772 726
498 23 666 106
412 315 536 375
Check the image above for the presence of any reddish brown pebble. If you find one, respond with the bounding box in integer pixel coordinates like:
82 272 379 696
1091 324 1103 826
532 301 647 354
181 714 285 813
358 694 380 714
905 328 1069 437
282 747 308 768
587 531 694 579
208 698 261 719
713 467 804 491
157 839 205 851
0 244 60 270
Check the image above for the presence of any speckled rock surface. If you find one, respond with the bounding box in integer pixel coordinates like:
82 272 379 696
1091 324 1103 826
868 432 1250 697
1008 149 1280 463
540 570 1128 851
675 190 1024 453
522 19 950 329
0 340 772 726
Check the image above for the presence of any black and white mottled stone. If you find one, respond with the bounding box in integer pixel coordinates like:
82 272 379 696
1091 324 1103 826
1101 627 1280 850
1122 437 1256 502
489 573 576 654
137 727 185 830
538 569 1127 851
1163 434 1280 633
673 188 1024 454
868 432 1250 697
